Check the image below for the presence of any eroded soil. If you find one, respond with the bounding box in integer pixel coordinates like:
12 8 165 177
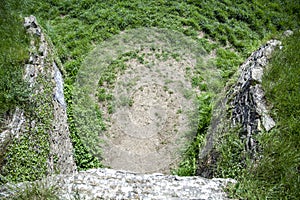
74 28 219 174
99 49 202 174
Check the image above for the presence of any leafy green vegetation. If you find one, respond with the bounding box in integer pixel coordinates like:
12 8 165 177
215 48 243 79
173 93 212 176
1 75 53 183
67 112 102 171
24 0 298 172
215 127 248 179
29 0 299 81
97 53 131 103
250 30 299 199
0 1 51 183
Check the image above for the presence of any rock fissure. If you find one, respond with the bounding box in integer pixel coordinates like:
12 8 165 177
230 40 279 155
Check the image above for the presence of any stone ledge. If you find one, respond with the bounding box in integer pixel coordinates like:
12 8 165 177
1 168 236 200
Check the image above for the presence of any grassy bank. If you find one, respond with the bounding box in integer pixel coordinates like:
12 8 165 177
0 1 30 120
1 1 59 183
0 1 299 196
216 31 300 199
27 0 298 171
247 30 299 199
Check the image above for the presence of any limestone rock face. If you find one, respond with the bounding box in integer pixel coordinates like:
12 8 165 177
0 168 236 200
230 40 279 154
24 15 76 174
198 40 280 177
0 15 76 176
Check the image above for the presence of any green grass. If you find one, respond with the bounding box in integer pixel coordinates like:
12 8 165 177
0 1 30 120
2 179 59 200
0 1 49 183
0 52 55 183
216 30 300 199
1 0 299 193
28 0 298 171
215 127 248 179
173 93 212 176
252 30 300 199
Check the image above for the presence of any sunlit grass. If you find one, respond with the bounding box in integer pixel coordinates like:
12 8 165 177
0 2 30 118
0 1 299 197
218 31 300 199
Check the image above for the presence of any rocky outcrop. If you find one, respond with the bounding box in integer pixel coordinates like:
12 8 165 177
0 15 76 177
1 168 236 200
229 40 279 155
198 40 280 177
24 15 76 174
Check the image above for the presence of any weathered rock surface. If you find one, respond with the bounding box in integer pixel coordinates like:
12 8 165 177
0 15 76 176
198 40 280 177
230 40 279 154
0 168 236 200
25 15 76 174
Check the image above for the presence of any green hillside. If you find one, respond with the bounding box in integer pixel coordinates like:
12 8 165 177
1 0 299 199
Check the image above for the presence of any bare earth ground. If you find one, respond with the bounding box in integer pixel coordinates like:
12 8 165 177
99 49 202 174
74 28 220 174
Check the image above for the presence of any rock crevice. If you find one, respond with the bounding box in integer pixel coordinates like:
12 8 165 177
230 40 279 154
